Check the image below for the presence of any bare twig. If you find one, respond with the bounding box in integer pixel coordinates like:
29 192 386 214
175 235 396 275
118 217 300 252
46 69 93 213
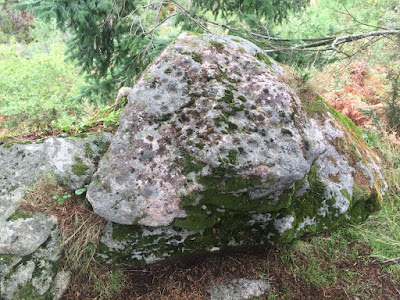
120 0 400 63
170 0 213 34
381 257 400 267
338 0 387 31
171 6 399 55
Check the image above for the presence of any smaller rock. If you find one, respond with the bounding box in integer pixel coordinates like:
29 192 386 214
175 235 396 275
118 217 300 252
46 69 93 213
45 133 113 190
0 133 113 299
50 271 71 300
207 278 270 300
0 216 62 299
0 213 57 256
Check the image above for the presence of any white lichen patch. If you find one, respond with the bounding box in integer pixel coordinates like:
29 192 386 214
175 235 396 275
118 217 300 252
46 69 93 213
274 216 294 234
295 216 317 236
2 260 35 298
248 213 272 228
32 261 54 295
207 278 271 300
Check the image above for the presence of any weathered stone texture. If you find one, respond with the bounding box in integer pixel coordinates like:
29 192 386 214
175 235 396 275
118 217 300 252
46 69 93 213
89 33 386 265
0 133 111 299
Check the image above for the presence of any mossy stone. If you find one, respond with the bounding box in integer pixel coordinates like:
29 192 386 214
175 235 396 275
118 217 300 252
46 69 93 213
71 157 89 176
6 210 35 221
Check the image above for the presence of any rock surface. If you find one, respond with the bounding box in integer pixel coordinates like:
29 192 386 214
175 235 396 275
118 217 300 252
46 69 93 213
0 133 111 299
207 278 270 300
90 32 386 265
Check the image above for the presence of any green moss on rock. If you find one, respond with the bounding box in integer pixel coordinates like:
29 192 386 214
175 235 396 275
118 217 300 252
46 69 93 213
0 254 16 265
6 210 35 221
2 141 33 148
191 52 201 63
255 52 273 66
11 282 48 300
238 95 247 102
84 143 94 159
210 40 225 50
71 157 89 176
65 132 88 140
219 90 234 104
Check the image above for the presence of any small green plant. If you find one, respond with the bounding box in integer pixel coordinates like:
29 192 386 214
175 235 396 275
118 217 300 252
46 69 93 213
75 185 88 196
86 242 95 253
362 131 379 148
298 68 312 82
52 192 71 205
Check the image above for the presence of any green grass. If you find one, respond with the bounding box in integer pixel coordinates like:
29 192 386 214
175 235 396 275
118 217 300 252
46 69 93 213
349 193 400 265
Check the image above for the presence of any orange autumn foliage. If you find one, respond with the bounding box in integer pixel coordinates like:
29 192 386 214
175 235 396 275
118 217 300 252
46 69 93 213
312 59 387 128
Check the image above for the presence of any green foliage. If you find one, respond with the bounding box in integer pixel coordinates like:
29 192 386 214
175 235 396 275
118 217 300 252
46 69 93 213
192 0 309 22
19 0 174 104
0 41 91 134
275 0 381 40
346 130 400 270
75 185 88 196
19 0 310 103
362 131 379 148
71 157 89 176
0 0 34 43
271 0 399 66
53 191 71 205
350 194 400 264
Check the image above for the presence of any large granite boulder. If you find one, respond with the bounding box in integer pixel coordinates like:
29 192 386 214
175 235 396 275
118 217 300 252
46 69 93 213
88 33 386 265
0 133 112 299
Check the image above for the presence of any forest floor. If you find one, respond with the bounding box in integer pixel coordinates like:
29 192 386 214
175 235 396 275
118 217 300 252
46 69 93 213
62 235 400 300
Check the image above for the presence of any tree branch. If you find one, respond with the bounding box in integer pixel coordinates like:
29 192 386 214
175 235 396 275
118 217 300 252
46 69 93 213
174 8 399 55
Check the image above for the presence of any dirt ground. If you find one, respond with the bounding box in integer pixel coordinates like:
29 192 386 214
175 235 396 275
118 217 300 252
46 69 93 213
62 238 400 300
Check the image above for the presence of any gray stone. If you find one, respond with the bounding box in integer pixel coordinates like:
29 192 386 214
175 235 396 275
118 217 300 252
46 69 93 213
0 213 57 256
91 33 386 265
0 143 50 222
50 271 71 300
44 133 113 190
0 133 112 299
0 218 62 300
0 133 112 219
207 278 270 300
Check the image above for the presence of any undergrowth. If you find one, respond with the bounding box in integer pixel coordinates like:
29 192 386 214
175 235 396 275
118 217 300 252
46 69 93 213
347 129 400 277
0 41 125 141
21 174 126 299
0 42 89 133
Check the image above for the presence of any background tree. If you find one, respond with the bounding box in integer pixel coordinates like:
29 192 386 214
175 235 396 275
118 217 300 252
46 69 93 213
19 0 399 104
20 0 310 103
